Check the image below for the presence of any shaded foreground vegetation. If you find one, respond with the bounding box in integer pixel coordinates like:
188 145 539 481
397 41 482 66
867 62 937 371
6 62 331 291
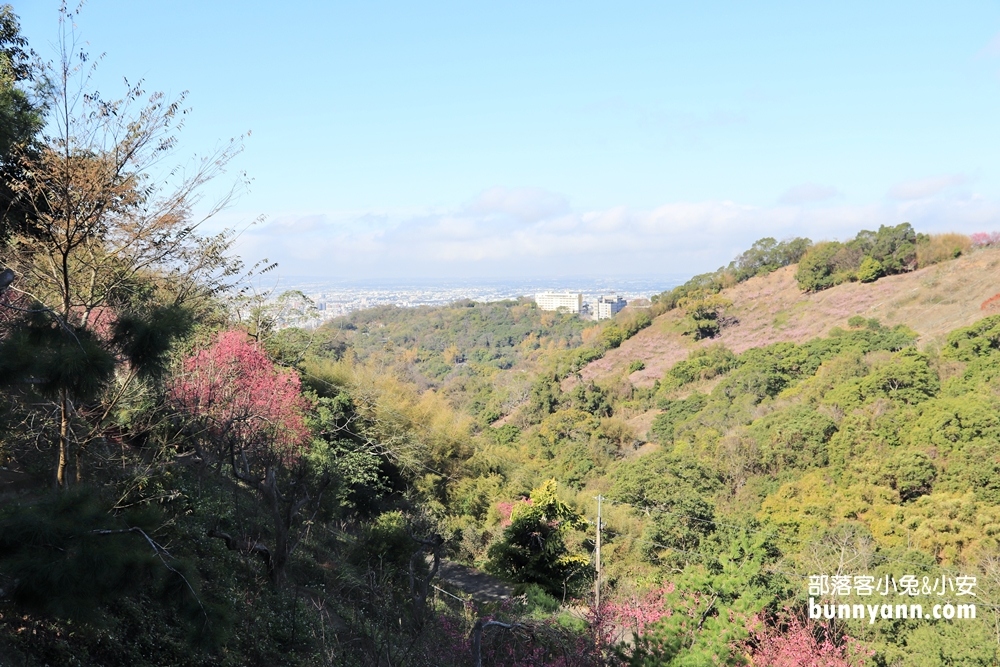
4 6 1000 666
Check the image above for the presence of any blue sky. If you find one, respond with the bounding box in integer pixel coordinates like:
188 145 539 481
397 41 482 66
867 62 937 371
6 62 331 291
14 1 1000 281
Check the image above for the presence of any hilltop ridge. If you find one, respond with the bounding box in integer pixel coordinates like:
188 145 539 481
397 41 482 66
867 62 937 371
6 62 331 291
580 246 1000 388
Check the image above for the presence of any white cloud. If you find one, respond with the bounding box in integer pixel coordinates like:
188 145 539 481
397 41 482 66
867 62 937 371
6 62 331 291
462 186 569 223
779 183 841 205
887 174 968 201
234 189 1000 281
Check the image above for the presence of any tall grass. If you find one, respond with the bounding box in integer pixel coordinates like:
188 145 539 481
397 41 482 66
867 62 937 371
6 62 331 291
916 233 971 268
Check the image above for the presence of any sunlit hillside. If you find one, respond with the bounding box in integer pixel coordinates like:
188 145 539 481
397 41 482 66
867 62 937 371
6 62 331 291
582 246 1000 389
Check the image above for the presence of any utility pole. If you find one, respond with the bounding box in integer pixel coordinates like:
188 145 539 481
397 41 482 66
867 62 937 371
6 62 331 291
594 494 603 610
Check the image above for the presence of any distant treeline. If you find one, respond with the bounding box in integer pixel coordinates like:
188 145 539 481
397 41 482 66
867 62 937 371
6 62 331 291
652 236 813 310
794 223 972 291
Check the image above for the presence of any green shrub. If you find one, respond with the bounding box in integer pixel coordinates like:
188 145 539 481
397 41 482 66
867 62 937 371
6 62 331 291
796 223 918 291
650 393 708 444
748 405 837 471
521 583 560 613
679 294 732 340
601 324 625 349
942 314 1000 361
796 241 846 292
856 256 883 283
662 345 739 390
485 480 591 597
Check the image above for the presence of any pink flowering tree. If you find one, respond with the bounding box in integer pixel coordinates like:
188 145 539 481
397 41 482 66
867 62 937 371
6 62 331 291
970 232 1000 247
591 584 675 649
170 330 322 587
739 610 872 667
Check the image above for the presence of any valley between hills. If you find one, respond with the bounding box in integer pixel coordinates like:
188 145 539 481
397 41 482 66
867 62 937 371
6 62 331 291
5 226 1000 666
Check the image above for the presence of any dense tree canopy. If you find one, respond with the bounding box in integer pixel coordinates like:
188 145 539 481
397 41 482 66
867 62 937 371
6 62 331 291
0 3 43 242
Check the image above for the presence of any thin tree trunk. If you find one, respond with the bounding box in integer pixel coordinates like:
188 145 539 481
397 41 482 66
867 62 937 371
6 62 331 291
74 438 83 484
263 469 288 588
57 389 69 489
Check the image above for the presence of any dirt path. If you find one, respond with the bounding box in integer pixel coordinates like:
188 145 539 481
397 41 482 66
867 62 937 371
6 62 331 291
434 559 514 601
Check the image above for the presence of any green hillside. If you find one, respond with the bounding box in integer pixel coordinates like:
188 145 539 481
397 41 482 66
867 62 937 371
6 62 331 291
6 5 1000 665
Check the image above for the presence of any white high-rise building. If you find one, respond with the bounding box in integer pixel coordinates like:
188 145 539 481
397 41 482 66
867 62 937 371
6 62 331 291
535 292 583 314
594 295 627 320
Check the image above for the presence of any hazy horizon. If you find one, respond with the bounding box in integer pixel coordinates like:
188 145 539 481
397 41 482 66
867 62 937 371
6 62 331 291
15 2 1000 281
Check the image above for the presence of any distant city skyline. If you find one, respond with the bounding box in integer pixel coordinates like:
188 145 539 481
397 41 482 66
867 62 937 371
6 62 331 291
264 277 671 324
267 275 685 289
15 2 1000 281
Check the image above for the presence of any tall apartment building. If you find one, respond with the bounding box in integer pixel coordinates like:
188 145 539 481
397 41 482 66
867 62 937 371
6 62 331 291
535 292 583 314
594 295 627 320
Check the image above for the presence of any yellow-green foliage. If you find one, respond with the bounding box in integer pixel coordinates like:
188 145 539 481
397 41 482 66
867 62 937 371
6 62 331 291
485 480 592 597
303 355 478 514
917 232 972 268
233 293 1000 662
778 349 868 403
759 472 883 542
760 476 1000 565
867 492 1000 564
